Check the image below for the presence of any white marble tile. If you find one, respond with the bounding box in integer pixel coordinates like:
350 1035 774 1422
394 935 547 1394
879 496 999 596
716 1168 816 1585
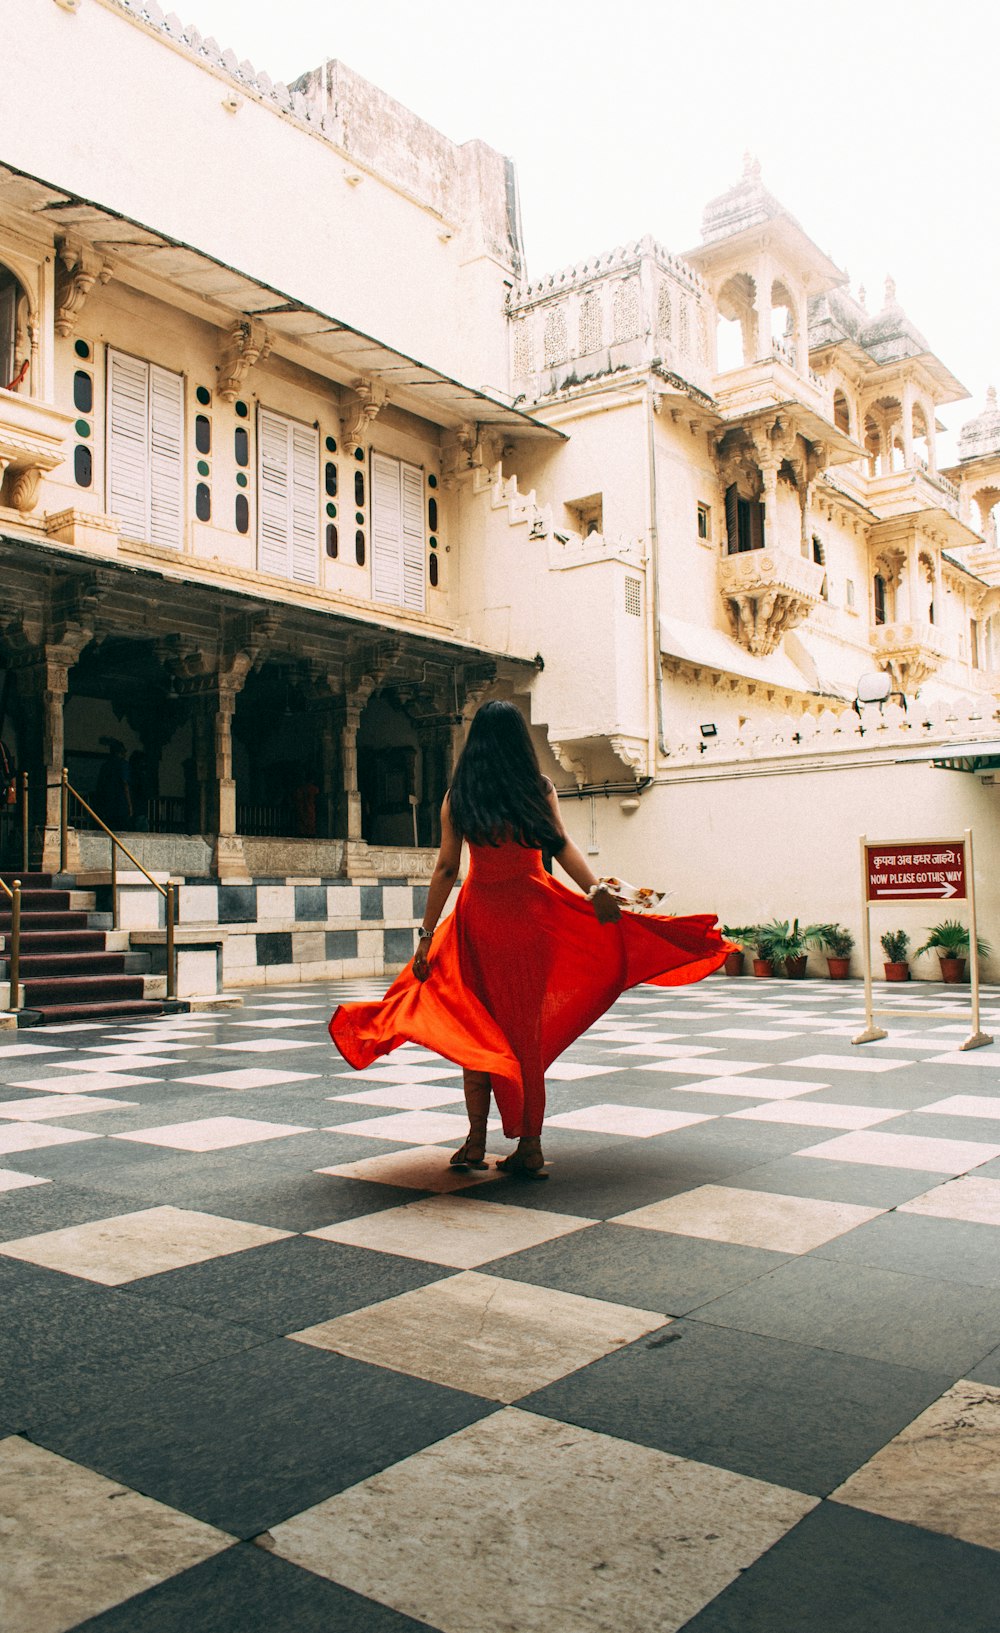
0 1095 135 1121
833 1380 1000 1551
588 1030 685 1044
663 1075 827 1099
332 1063 462 1084
229 1017 319 1029
114 1116 312 1152
613 1184 882 1253
308 1194 594 1268
637 1057 768 1077
927 1050 1000 1068
324 1109 482 1145
543 1062 621 1081
0 1170 50 1193
704 1028 803 1041
292 1271 666 1401
728 1101 901 1131
0 1123 98 1154
270 1408 816 1633
10 1073 159 1094
787 1054 914 1073
177 1069 320 1090
217 1038 325 1053
0 1043 70 1058
330 1085 465 1111
797 1129 1000 1174
0 1204 291 1284
919 1095 1000 1121
317 1145 502 1193
899 1176 1000 1226
0 1436 230 1633
545 1103 714 1137
56 1054 179 1071
611 1042 721 1057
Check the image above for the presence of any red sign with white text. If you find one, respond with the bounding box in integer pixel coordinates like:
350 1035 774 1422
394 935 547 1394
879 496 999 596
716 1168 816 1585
866 842 967 902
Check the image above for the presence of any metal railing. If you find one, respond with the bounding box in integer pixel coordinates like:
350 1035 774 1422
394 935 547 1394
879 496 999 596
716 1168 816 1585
57 768 177 999
0 873 20 1012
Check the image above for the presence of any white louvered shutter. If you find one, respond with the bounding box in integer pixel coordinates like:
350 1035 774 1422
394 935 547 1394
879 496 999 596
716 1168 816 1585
371 451 403 606
148 364 184 549
289 421 319 584
258 408 291 577
400 459 425 612
107 351 149 542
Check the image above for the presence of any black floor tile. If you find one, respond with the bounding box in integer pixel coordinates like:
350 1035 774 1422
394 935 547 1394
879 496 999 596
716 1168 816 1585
0 1181 165 1241
816 1210 1000 1290
487 1220 789 1315
693 1255 1000 1374
520 1319 951 1495
71 1541 435 1632
43 1339 495 1536
0 1279 267 1433
681 1501 1000 1632
130 1235 448 1334
732 1156 947 1209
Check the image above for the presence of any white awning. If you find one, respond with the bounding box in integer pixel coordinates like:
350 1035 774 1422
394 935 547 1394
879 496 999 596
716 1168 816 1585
895 740 1000 772
659 614 847 698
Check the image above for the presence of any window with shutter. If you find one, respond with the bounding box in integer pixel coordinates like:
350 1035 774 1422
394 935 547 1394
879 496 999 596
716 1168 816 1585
371 451 425 612
256 407 319 583
106 350 183 548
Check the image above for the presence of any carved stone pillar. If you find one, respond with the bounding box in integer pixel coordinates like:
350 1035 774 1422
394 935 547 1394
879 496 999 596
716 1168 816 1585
901 381 915 469
337 676 376 872
211 677 249 880
759 458 779 548
18 650 79 872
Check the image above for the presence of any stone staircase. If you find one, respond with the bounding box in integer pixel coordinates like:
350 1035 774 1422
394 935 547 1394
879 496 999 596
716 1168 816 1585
0 871 184 1026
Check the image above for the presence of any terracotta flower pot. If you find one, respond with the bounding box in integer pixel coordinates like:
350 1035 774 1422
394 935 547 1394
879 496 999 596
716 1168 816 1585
752 958 773 978
827 957 850 980
939 956 966 983
883 961 909 981
784 955 808 979
723 949 745 977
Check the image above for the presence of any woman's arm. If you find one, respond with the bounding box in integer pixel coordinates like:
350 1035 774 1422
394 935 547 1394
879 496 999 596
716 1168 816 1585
545 788 621 923
412 794 463 980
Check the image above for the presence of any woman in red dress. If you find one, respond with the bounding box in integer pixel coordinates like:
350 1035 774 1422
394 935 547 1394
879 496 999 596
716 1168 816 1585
330 701 730 1179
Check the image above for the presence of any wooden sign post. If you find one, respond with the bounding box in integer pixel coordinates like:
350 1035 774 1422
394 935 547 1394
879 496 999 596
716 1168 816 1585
854 829 992 1050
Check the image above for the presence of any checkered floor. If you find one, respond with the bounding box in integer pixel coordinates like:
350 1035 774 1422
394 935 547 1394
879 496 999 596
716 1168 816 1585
3 976 1000 1631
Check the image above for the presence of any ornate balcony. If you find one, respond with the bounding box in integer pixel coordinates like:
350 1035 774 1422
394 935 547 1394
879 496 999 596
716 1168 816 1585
866 465 962 523
713 354 832 425
870 619 946 693
0 389 75 513
718 547 825 656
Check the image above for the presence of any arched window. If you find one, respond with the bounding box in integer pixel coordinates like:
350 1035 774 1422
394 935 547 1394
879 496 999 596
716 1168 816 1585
833 390 851 435
873 573 887 625
0 265 28 392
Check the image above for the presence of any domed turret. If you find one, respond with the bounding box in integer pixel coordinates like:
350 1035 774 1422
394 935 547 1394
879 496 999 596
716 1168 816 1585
958 386 1000 462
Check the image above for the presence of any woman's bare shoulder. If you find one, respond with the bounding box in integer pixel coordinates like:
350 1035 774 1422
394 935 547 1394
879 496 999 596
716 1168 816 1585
541 775 554 795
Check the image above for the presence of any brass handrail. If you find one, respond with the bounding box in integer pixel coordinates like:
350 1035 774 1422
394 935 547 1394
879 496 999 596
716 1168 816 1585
0 875 21 1012
56 769 176 1000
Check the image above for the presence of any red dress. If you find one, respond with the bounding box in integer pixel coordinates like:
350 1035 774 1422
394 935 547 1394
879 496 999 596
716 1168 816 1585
329 840 729 1139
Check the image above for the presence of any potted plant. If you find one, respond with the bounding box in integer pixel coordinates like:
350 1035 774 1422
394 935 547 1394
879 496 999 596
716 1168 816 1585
914 920 991 984
750 926 775 978
760 918 816 979
720 926 756 977
880 929 910 982
812 923 854 979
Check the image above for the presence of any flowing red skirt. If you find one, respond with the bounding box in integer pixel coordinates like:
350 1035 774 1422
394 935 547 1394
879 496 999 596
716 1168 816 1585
329 842 730 1138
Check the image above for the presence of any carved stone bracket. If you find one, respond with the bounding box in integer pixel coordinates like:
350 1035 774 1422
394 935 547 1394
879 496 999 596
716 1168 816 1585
870 620 945 695
340 377 388 453
55 235 114 338
609 735 649 779
442 424 506 491
218 318 273 403
8 466 44 514
550 740 589 786
719 549 824 656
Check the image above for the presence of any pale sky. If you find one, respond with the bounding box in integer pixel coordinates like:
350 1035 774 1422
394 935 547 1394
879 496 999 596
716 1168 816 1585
148 0 999 455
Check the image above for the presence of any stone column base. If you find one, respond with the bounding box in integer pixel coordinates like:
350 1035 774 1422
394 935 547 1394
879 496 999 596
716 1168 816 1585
40 824 80 874
212 833 251 881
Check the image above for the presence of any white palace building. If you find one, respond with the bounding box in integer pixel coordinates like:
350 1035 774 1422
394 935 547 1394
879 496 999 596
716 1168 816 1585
2 0 999 991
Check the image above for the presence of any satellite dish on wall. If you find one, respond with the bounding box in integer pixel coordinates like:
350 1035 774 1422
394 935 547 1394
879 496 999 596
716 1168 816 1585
853 670 907 727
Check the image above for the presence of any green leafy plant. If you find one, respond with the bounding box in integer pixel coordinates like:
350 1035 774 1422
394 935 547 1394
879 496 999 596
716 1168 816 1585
721 925 758 951
759 918 824 964
914 920 991 960
810 923 855 958
880 929 910 963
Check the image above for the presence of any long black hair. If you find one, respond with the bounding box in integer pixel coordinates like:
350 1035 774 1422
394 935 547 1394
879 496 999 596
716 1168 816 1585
448 700 564 851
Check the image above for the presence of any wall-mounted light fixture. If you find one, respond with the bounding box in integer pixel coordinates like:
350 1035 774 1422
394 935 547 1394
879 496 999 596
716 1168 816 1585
700 723 717 738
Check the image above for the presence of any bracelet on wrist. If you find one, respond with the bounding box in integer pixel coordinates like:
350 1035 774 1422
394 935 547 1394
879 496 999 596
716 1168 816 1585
418 927 434 941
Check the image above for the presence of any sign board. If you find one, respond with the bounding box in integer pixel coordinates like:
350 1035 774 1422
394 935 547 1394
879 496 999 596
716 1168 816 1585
865 842 967 903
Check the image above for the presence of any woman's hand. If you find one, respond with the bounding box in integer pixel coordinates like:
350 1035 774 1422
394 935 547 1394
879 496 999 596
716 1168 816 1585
413 948 431 982
591 884 622 924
